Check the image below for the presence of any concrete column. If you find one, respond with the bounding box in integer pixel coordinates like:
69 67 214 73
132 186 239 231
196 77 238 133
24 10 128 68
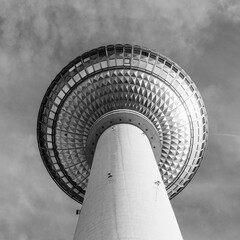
74 124 183 240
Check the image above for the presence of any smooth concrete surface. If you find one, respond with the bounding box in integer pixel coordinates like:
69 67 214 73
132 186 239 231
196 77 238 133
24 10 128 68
74 124 183 240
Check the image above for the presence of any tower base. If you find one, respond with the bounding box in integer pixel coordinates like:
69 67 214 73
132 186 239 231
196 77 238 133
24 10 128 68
74 124 183 240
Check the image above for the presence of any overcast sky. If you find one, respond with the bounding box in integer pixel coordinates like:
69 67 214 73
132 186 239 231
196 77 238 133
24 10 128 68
0 0 240 239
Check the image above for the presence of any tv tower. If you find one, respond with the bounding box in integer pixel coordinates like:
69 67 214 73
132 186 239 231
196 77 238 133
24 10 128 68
37 44 208 239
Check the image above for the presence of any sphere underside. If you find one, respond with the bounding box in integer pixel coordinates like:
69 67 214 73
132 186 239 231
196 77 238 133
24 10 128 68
37 44 208 203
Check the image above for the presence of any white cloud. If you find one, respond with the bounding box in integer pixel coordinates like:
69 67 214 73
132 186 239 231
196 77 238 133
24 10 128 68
216 0 240 23
0 0 226 63
0 0 240 239
0 132 77 240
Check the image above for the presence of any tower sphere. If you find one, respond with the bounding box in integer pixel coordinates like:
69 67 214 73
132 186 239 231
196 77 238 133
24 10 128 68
37 44 208 204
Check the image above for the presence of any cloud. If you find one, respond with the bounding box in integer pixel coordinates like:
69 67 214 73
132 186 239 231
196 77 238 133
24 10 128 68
216 0 240 23
0 0 224 62
0 0 240 239
0 132 77 240
214 133 240 139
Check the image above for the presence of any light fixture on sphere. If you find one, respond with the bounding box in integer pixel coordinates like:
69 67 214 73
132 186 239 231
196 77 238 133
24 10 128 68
37 44 208 240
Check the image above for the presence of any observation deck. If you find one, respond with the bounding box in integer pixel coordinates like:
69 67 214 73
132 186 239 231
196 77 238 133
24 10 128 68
37 44 208 204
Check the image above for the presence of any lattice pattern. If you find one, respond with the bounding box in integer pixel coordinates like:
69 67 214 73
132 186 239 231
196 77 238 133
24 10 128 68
37 44 208 203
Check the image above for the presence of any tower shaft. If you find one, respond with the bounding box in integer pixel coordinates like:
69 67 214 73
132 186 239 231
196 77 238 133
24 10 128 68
74 124 183 240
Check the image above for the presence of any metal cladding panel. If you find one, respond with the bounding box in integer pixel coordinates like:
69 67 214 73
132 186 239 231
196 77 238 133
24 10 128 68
74 124 183 240
37 44 208 203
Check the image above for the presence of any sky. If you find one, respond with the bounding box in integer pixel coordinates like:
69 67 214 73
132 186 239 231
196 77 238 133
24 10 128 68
0 0 240 239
